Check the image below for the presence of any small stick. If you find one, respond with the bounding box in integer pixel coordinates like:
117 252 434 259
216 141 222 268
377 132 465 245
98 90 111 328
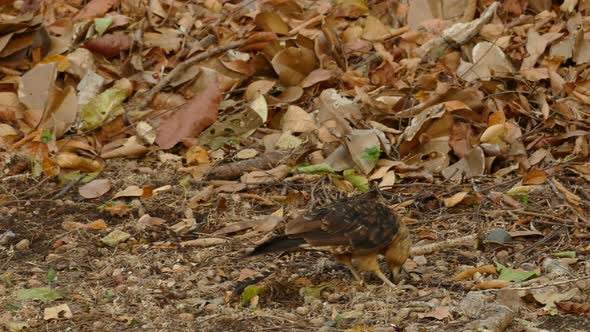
409 234 476 257
288 14 324 36
132 32 277 113
367 26 409 41
50 175 84 199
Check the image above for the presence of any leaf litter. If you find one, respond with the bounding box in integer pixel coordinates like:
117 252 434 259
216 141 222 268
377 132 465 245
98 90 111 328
2 0 590 331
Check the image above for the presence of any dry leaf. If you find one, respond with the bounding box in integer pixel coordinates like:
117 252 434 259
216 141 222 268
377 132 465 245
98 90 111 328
452 265 496 281
522 169 547 185
180 238 227 247
474 280 512 290
241 164 291 185
78 179 111 198
44 303 72 320
113 185 144 198
444 191 469 208
83 34 132 58
155 80 221 149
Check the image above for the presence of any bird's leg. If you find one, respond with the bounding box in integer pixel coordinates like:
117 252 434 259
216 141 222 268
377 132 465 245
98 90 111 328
373 268 397 289
347 263 363 285
391 265 402 284
353 254 396 289
333 254 364 285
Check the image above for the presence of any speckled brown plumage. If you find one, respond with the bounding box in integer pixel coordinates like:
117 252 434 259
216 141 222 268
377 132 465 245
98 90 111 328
249 197 411 288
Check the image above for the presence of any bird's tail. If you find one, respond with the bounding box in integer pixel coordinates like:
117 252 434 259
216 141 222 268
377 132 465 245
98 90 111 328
233 253 295 295
249 236 306 255
233 236 306 296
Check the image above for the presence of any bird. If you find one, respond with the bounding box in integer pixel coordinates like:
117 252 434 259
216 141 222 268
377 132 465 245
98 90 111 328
235 196 411 292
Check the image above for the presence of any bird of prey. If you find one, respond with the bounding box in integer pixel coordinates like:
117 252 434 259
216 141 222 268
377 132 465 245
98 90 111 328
242 197 411 289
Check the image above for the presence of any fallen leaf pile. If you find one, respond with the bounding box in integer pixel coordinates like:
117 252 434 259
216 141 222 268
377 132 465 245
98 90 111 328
2 0 590 331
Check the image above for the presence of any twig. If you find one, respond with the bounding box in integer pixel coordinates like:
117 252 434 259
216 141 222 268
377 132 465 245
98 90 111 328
409 234 476 257
288 14 324 36
367 26 409 41
50 175 84 199
508 275 590 291
206 151 288 180
132 32 277 113
17 176 52 197
512 210 573 224
1 173 30 182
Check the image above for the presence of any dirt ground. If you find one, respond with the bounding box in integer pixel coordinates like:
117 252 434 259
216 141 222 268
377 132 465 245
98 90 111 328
1 158 590 332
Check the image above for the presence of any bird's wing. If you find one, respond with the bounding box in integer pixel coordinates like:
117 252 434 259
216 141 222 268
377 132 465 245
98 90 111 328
285 200 400 255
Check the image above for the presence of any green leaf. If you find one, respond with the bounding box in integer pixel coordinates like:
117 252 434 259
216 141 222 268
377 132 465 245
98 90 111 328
97 200 126 210
240 284 263 307
80 87 128 130
4 303 21 312
41 130 53 143
16 287 63 303
496 263 539 282
1 274 13 287
294 163 335 174
555 251 576 258
303 283 333 299
46 268 57 285
100 230 131 247
94 17 113 36
30 158 42 178
343 169 369 192
361 146 381 162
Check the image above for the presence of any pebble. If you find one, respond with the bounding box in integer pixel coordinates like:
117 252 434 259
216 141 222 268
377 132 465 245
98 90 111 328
283 313 297 320
204 303 218 312
495 250 509 263
459 291 487 318
178 313 194 321
543 258 571 275
15 239 30 250
127 275 139 285
27 279 43 288
92 321 105 330
327 293 341 303
295 306 309 315
413 255 427 266
318 326 336 332
310 317 325 326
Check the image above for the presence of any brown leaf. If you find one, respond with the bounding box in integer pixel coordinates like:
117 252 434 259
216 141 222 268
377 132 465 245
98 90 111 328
557 302 590 316
418 307 453 321
78 179 111 199
55 153 103 173
271 47 317 86
474 280 512 290
452 265 497 281
103 203 130 217
254 12 289 35
83 34 132 58
101 136 150 159
74 0 119 20
522 169 547 185
155 82 221 149
186 146 210 165
444 191 469 208
180 238 227 247
113 185 144 198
